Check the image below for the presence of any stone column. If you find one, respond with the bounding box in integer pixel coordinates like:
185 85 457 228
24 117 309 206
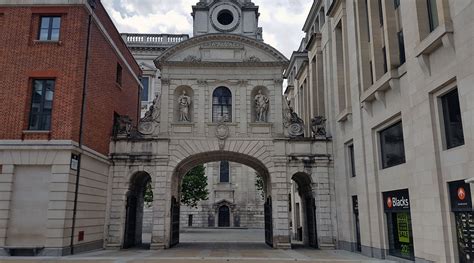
150 162 172 249
270 160 291 249
312 161 336 249
0 164 13 255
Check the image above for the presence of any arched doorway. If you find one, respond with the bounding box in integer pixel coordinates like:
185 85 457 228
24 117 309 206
170 151 273 248
291 172 318 248
218 205 230 227
123 172 152 249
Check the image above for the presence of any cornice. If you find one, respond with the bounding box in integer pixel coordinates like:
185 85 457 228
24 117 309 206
154 33 289 69
159 61 288 69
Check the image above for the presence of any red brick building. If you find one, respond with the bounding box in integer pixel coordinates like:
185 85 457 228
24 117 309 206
0 0 141 256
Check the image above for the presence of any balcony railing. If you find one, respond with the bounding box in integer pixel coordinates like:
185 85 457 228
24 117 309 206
121 33 190 47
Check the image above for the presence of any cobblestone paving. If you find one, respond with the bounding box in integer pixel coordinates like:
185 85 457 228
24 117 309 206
0 229 394 263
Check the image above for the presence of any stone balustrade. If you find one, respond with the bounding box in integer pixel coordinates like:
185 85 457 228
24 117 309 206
121 33 190 47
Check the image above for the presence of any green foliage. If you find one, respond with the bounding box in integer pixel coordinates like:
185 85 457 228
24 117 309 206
144 181 153 208
255 172 265 200
181 164 209 208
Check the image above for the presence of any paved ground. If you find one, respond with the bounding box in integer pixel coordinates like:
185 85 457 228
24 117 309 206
0 229 394 263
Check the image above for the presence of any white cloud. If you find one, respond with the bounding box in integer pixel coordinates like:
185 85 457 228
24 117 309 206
102 0 312 58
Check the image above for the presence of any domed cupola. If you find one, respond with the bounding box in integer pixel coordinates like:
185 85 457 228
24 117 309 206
192 0 263 40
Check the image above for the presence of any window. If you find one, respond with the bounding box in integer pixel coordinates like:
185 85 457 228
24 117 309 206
441 89 464 149
380 121 406 169
364 0 371 42
212 87 232 122
394 0 400 8
348 144 356 177
38 16 61 41
29 79 55 131
116 64 122 86
319 8 325 28
378 0 384 26
397 31 406 64
382 47 388 73
369 61 374 85
140 77 149 102
219 161 229 183
427 0 439 32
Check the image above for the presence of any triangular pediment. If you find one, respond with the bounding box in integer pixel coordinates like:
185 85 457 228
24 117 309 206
154 34 288 68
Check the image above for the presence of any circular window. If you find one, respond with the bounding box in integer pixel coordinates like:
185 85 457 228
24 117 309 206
217 10 234 25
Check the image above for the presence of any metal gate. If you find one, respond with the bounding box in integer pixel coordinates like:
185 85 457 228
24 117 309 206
306 197 318 248
123 194 137 248
455 212 474 263
170 197 180 247
264 197 273 247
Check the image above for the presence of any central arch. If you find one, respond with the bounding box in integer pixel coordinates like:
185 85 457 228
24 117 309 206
169 150 273 248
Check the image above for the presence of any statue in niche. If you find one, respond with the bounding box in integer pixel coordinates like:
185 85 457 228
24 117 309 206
178 90 192 122
254 89 269 122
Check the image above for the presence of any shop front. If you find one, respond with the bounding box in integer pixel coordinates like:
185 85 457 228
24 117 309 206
448 180 474 263
383 189 414 261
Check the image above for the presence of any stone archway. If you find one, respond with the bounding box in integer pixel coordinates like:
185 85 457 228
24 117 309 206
291 172 318 248
123 172 152 249
167 150 273 248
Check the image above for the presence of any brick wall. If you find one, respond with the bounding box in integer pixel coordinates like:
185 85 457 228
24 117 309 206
0 4 140 155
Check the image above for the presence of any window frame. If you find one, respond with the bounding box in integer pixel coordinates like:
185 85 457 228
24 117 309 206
212 87 232 122
219 161 230 183
116 63 123 86
140 76 150 102
28 79 55 131
348 144 356 178
38 16 61 41
440 88 465 150
378 120 406 169
427 0 439 32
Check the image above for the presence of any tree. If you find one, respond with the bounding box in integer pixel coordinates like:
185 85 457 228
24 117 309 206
255 172 265 200
181 164 209 208
144 181 153 208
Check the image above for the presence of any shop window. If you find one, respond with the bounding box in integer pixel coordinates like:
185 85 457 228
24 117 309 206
441 89 464 149
383 189 414 261
140 76 150 102
29 79 55 131
219 161 229 183
38 16 61 41
427 0 439 32
448 181 474 263
379 121 406 169
348 144 356 177
212 87 232 122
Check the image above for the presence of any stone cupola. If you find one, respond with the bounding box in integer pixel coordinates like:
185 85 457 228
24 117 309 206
192 0 263 40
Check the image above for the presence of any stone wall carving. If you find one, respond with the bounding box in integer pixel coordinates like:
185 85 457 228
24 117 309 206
139 94 160 135
282 97 304 138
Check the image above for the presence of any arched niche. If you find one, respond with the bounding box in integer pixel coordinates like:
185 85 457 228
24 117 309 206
251 86 270 123
174 86 194 123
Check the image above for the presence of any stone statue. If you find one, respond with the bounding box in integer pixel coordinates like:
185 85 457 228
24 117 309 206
141 94 160 123
311 116 327 138
254 89 269 122
178 90 192 122
282 97 304 138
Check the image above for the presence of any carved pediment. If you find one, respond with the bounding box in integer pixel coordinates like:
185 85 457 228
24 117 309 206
154 34 289 68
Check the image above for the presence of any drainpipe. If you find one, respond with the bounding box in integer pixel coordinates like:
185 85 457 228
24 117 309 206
70 9 93 255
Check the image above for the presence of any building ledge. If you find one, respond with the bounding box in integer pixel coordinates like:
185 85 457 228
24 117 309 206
360 65 407 107
415 22 454 57
336 107 352 123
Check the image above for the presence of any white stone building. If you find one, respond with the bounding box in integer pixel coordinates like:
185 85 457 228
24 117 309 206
286 0 474 262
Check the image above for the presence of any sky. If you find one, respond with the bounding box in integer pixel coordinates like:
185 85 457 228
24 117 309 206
101 0 313 58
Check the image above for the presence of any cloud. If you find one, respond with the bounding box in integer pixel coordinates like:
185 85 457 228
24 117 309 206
101 0 312 58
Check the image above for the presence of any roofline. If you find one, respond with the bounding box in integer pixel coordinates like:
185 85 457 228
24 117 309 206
302 0 323 32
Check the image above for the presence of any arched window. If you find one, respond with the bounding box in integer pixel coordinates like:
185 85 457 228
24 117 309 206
219 161 229 183
212 87 232 122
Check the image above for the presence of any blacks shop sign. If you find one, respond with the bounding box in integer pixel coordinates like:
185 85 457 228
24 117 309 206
383 189 410 212
449 180 473 212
